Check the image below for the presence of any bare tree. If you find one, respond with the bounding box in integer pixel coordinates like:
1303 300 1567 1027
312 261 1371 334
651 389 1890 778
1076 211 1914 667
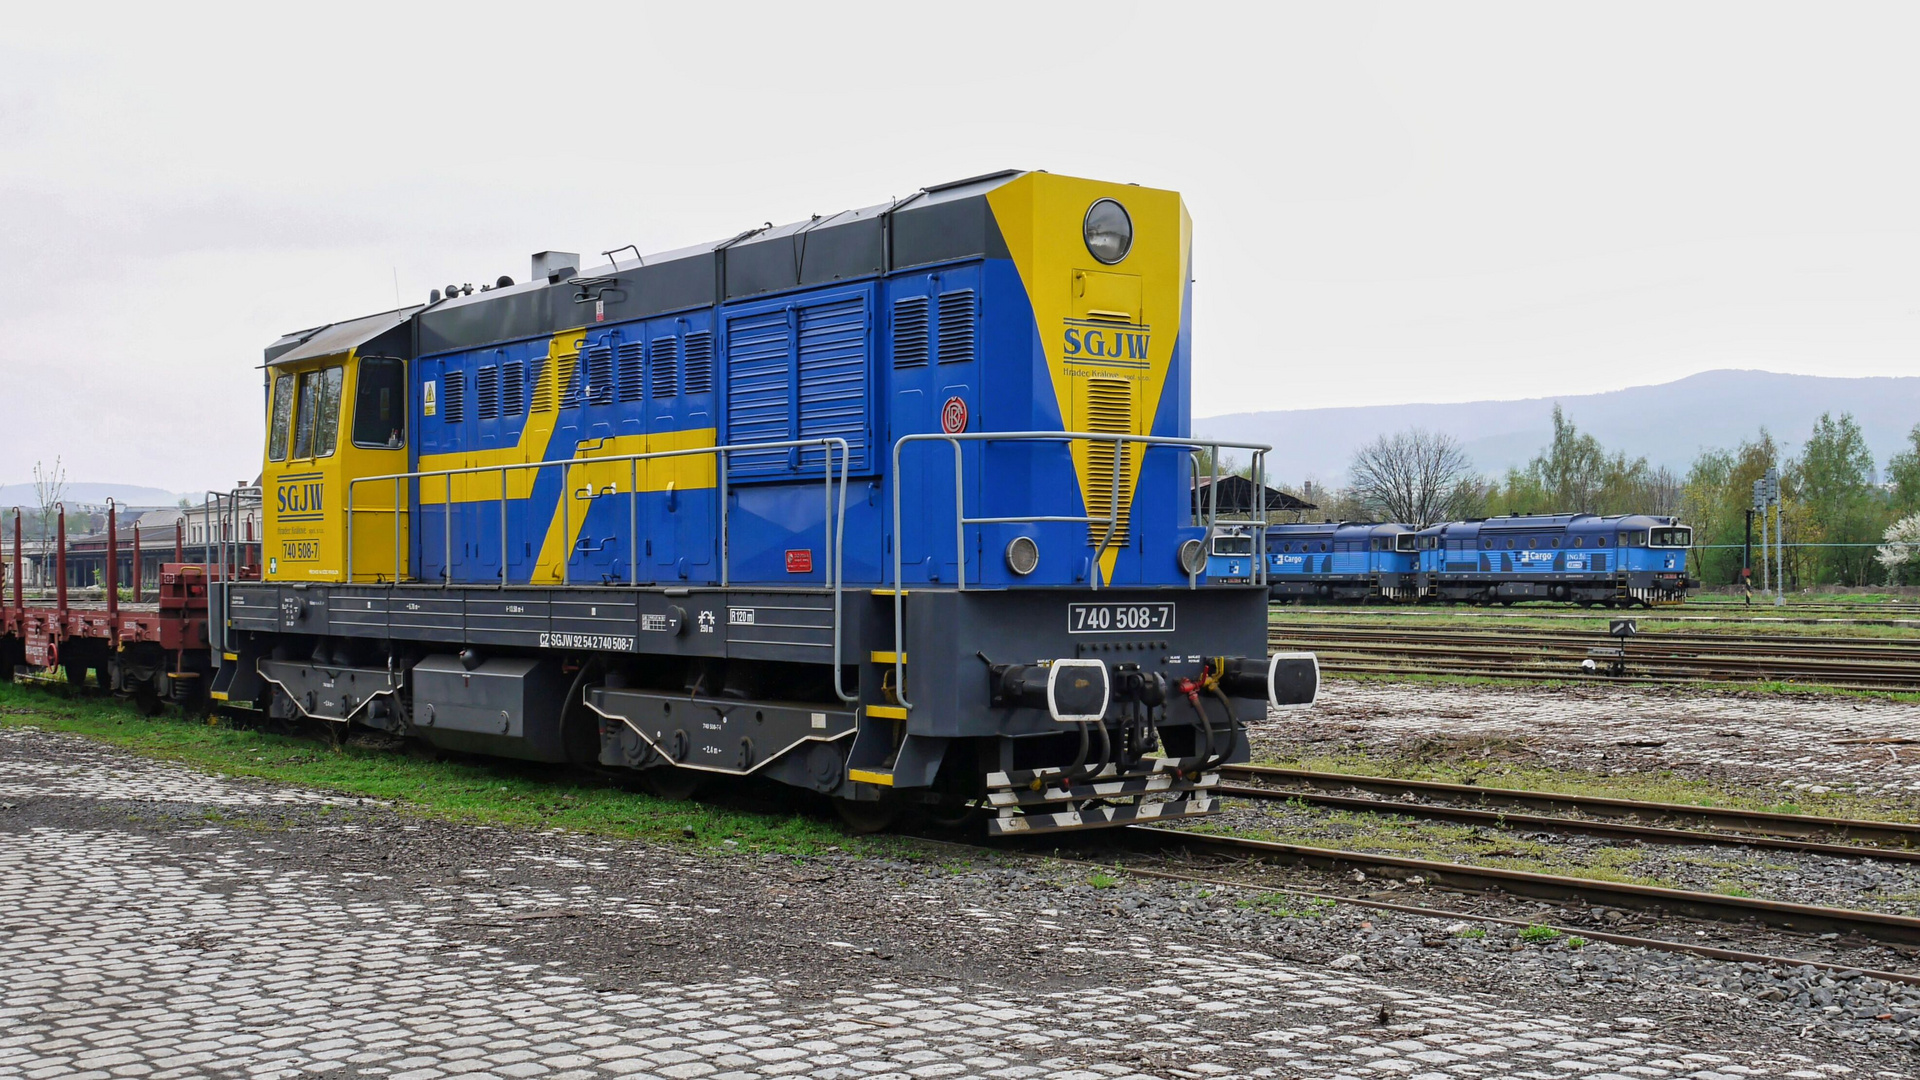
1347 429 1479 525
31 458 67 588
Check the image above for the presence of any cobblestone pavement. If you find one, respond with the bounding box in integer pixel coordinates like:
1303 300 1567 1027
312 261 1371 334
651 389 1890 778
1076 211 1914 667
0 727 1907 1080
1264 681 1920 794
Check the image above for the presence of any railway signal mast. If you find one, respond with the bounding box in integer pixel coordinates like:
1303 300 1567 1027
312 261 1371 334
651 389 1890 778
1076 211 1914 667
1752 469 1784 606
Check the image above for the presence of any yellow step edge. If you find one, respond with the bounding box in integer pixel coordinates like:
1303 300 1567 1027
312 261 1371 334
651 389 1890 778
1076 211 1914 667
222 652 239 661
848 768 895 787
209 691 229 702
866 704 908 720
869 651 905 664
871 588 909 596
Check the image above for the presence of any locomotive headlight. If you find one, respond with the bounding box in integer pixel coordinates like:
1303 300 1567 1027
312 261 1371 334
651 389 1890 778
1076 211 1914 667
1005 535 1040 576
1083 198 1133 264
1178 538 1207 575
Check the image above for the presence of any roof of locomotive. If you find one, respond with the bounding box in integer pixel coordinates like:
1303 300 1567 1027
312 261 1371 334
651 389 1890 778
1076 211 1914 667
268 171 1048 363
1266 521 1412 538
1415 513 1681 536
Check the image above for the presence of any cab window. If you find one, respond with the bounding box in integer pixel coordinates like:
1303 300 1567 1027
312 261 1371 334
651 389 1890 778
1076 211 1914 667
267 373 295 462
353 357 408 448
291 366 345 459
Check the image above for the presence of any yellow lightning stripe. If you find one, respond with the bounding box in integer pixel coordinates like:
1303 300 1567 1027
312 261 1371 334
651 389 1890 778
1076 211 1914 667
526 428 718 584
986 174 1191 584
408 326 720 583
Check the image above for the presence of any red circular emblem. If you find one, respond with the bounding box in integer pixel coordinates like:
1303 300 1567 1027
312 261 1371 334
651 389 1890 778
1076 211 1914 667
941 396 969 434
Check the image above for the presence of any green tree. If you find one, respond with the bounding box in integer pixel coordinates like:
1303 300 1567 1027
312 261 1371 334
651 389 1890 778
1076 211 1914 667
1788 412 1885 585
1886 424 1920 516
1680 431 1779 586
1495 406 1653 517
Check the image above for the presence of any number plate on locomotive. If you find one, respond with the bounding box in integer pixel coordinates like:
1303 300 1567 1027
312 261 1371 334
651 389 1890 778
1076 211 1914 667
1067 602 1175 634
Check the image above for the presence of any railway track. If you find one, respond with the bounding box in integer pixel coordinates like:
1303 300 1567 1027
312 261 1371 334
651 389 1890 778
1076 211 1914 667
1216 763 1920 857
1126 824 1920 952
1268 620 1920 689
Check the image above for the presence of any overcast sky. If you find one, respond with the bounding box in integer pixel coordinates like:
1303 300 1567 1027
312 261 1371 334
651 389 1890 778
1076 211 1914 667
2 1 1916 491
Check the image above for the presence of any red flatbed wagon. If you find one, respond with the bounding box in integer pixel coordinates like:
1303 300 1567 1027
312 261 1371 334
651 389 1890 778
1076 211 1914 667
2 505 245 711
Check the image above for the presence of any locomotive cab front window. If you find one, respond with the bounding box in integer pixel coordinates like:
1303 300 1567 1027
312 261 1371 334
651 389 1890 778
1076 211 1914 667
1212 533 1253 556
1397 535 1416 552
290 366 345 460
352 357 407 449
1650 527 1692 548
268 373 295 462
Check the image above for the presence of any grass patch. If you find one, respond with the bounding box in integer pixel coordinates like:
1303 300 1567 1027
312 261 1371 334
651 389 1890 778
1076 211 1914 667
1254 745 1920 825
1519 924 1561 942
1456 926 1487 939
1089 870 1120 890
1233 891 1336 918
0 682 892 858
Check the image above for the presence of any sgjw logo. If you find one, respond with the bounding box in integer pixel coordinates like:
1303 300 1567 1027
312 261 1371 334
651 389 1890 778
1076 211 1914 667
277 479 324 517
1063 326 1149 361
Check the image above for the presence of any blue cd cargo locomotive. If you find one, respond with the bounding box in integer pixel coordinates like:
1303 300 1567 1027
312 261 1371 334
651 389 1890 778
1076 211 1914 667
203 170 1317 835
1208 513 1694 607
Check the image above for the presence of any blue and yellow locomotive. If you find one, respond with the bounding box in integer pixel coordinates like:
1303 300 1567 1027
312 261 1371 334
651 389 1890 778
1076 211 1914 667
210 171 1317 834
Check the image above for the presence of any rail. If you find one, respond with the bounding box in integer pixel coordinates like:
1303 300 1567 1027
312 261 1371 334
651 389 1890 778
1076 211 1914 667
887 431 1277 711
344 437 854 702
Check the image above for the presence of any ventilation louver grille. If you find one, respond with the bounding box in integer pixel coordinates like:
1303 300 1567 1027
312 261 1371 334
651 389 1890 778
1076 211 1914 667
442 371 465 423
476 365 499 421
892 296 929 367
651 337 679 398
1083 377 1133 546
585 345 614 405
502 361 525 416
530 355 555 414
936 289 976 364
557 350 583 409
683 331 713 394
615 340 644 402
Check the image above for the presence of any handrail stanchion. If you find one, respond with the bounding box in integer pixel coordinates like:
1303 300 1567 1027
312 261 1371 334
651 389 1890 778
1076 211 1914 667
1255 451 1270 588
561 460 570 587
719 448 730 588
346 480 356 584
891 437 910 710
952 438 965 591
55 503 67 622
442 469 452 588
499 466 509 589
629 458 639 586
830 438 853 702
105 500 118 632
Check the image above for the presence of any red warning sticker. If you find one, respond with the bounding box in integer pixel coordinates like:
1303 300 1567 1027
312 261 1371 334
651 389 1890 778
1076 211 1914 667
785 549 814 573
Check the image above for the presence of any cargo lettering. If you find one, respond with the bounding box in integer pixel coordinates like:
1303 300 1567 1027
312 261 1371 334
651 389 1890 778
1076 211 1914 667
1063 328 1149 360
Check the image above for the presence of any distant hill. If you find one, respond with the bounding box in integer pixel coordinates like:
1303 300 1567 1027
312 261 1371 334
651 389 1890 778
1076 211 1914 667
0 482 200 510
1195 370 1920 488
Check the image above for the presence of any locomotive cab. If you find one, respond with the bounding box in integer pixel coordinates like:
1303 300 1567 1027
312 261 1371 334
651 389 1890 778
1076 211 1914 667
259 307 419 583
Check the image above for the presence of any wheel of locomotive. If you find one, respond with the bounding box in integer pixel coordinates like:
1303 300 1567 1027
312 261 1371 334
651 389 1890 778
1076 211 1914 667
833 797 899 834
132 690 164 717
639 765 704 802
